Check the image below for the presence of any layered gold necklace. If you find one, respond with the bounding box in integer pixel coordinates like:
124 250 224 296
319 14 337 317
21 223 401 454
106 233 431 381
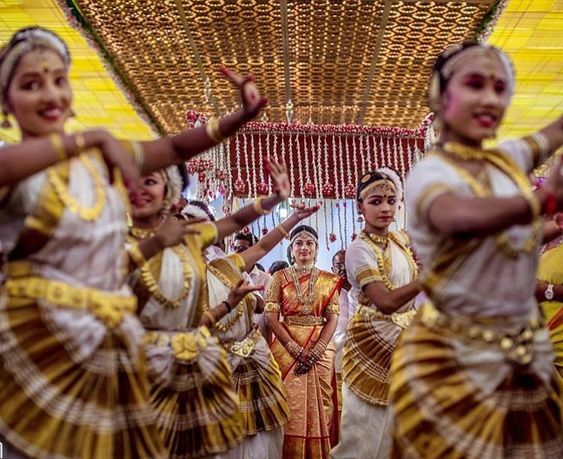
48 154 106 221
439 142 541 258
289 265 319 315
130 227 194 309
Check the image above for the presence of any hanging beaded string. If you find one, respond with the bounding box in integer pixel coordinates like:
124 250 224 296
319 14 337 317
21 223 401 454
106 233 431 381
296 131 305 198
235 133 243 190
250 132 258 198
266 131 272 194
258 132 265 192
345 133 353 190
392 138 399 172
324 202 330 250
352 135 359 191
243 132 252 196
361 136 368 175
338 134 347 247
343 201 348 248
330 200 336 243
366 135 373 171
377 136 384 170
336 133 344 200
386 137 392 168
286 132 296 197
225 141 234 203
312 132 321 232
399 137 407 183
273 127 279 162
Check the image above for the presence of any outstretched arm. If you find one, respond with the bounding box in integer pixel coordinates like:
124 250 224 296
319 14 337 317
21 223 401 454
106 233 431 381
139 67 267 174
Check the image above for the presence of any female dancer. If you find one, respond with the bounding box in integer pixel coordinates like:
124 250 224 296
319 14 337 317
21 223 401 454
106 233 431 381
0 26 266 458
331 169 419 459
128 161 289 458
206 202 321 458
390 41 563 457
535 215 563 380
265 225 342 459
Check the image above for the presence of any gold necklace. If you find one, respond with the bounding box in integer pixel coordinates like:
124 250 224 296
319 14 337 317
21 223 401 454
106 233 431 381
367 233 389 246
289 266 318 315
214 301 247 333
130 226 156 240
47 154 106 221
439 142 541 258
140 244 193 308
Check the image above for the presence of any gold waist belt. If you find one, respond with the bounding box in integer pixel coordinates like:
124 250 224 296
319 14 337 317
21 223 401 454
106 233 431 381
284 315 325 326
6 276 137 328
358 305 417 330
223 328 262 358
144 327 211 362
421 303 543 366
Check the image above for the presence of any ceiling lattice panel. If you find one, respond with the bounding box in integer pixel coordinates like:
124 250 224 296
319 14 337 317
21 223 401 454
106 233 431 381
71 0 497 133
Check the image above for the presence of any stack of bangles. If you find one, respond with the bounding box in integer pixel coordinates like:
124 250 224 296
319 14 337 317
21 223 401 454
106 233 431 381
286 340 304 358
202 300 233 328
307 339 328 365
48 132 86 161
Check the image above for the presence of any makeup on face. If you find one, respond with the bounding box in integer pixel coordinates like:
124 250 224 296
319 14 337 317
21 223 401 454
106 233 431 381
6 49 72 137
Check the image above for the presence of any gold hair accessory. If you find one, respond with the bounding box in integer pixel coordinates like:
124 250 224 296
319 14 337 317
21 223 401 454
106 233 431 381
253 197 270 215
48 133 67 161
205 118 225 144
359 179 396 201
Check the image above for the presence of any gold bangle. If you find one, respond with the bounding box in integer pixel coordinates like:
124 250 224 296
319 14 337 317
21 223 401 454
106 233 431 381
253 197 270 216
203 310 217 327
73 132 86 155
131 140 144 171
205 118 225 144
48 133 67 161
277 225 289 239
128 243 147 268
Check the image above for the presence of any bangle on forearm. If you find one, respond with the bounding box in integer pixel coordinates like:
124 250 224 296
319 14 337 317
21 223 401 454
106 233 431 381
73 132 86 155
205 118 225 144
48 133 67 161
286 340 303 358
253 197 271 215
203 310 216 327
222 300 233 313
131 140 144 171
276 224 290 239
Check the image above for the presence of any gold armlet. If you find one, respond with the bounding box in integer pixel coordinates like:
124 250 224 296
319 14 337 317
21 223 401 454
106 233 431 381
48 133 67 161
205 118 225 144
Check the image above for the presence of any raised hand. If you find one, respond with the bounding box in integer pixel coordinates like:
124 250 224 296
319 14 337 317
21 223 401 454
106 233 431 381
267 158 290 199
218 66 267 121
155 215 205 248
291 201 322 220
89 129 140 188
227 279 262 307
